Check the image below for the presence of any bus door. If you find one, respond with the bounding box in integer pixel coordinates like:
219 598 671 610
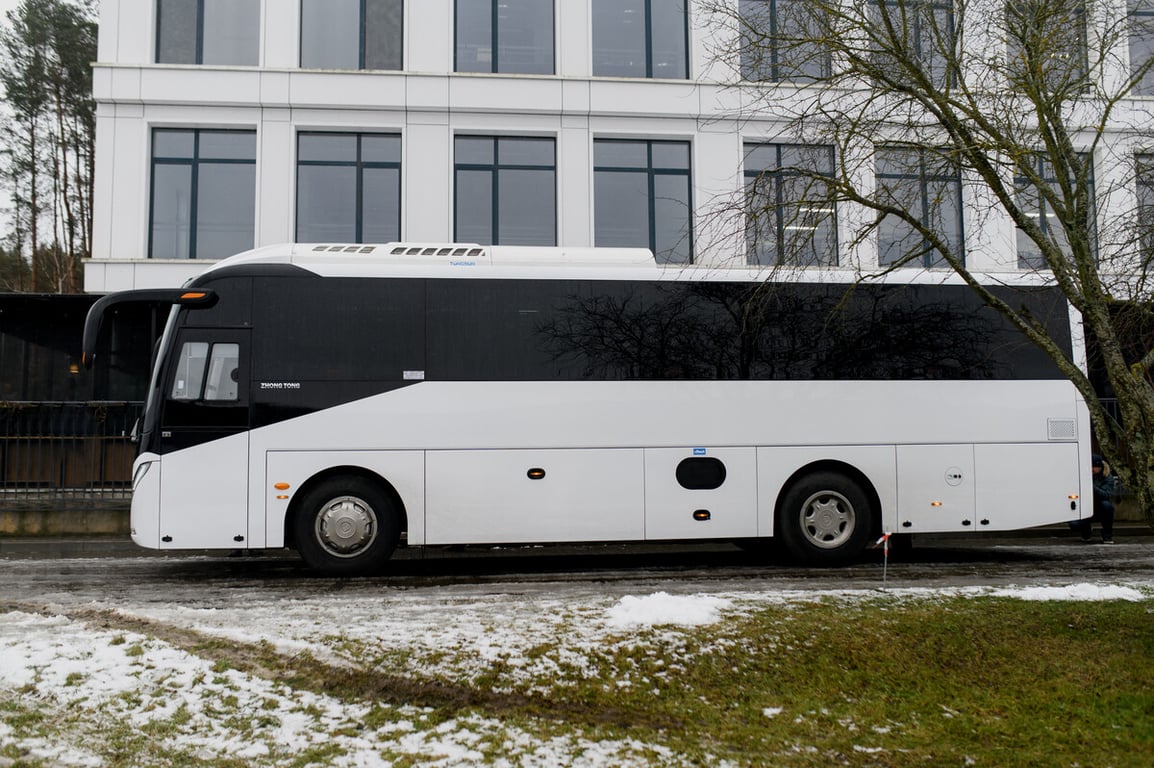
155 328 252 548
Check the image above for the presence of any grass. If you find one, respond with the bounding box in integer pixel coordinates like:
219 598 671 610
561 597 1154 766
2 596 1153 766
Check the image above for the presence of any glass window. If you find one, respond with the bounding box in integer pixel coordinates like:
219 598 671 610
300 0 403 70
594 139 693 264
1014 154 1095 270
296 132 402 244
454 136 556 245
204 343 240 401
156 0 259 65
171 342 208 400
1137 154 1154 260
170 341 239 401
1005 0 1087 91
739 0 830 82
592 0 688 79
1131 1 1154 95
744 143 837 266
456 0 554 74
872 0 956 89
149 129 256 260
875 146 963 268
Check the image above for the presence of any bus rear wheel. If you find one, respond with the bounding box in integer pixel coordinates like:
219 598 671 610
294 477 399 576
777 471 873 565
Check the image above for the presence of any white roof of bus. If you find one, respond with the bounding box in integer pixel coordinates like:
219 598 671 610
199 242 1063 289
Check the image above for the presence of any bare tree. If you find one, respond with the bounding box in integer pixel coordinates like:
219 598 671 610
0 0 96 292
702 0 1154 522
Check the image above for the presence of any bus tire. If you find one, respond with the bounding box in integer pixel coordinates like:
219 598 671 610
294 477 400 576
777 471 873 565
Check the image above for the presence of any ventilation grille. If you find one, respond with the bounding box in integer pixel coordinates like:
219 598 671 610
311 245 377 254
1047 418 1077 441
388 245 485 257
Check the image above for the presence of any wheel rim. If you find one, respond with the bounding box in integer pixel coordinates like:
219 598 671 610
314 495 378 559
799 489 856 550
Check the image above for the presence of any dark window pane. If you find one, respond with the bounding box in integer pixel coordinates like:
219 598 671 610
497 0 554 74
654 173 692 264
198 131 256 161
364 0 403 70
157 0 198 64
1131 1 1154 95
153 129 195 159
594 140 649 169
196 163 256 259
301 0 360 69
299 133 357 163
362 167 401 242
297 165 358 242
455 168 494 244
456 0 494 72
651 141 690 170
151 164 193 259
595 170 650 247
498 137 554 166
593 0 648 76
499 168 556 245
202 0 259 66
456 136 495 165
650 0 688 78
361 134 402 163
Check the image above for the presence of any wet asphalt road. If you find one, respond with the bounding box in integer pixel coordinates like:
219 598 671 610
1 530 1152 607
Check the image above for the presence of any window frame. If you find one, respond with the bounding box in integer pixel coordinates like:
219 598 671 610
148 128 257 260
295 131 403 245
1130 1 1154 95
454 0 555 74
875 145 964 269
299 0 404 71
593 138 694 264
743 142 838 267
1014 152 1096 270
738 0 831 82
591 0 690 79
1004 0 1089 92
155 0 260 65
453 135 558 246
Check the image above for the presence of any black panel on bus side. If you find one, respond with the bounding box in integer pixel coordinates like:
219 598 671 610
235 274 1070 430
249 274 426 428
424 279 1070 382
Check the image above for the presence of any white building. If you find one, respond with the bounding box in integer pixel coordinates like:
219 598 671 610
87 0 1154 292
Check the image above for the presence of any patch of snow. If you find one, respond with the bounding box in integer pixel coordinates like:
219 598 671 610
988 583 1145 602
605 592 733 629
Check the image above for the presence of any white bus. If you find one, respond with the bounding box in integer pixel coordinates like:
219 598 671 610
83 243 1091 574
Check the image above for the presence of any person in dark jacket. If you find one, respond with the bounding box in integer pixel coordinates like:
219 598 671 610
1072 454 1116 544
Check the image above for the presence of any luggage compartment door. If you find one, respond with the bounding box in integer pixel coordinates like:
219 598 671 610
425 448 645 544
644 447 757 540
896 444 976 532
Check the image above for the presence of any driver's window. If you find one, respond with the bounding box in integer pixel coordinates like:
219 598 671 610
171 341 240 401
171 342 209 400
204 343 239 401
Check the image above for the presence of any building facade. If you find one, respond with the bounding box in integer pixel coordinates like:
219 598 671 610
88 0 1154 292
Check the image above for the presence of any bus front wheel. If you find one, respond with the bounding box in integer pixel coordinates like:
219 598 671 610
777 471 873 565
294 477 399 576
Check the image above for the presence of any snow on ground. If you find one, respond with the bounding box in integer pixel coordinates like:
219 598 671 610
1 581 1151 766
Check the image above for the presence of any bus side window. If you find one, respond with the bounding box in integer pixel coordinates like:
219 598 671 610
204 343 240 401
171 342 209 400
171 341 240 402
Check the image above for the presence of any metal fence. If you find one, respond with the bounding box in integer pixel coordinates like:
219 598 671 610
0 401 143 511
